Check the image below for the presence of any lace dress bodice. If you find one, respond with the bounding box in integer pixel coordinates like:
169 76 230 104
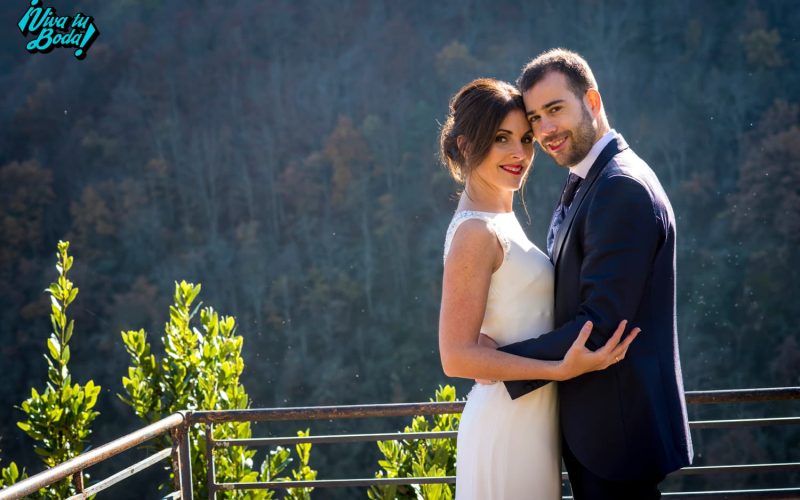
443 210 554 346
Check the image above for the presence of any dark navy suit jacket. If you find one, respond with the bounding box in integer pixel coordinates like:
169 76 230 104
499 134 693 481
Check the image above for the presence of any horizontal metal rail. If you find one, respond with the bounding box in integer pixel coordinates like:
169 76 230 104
214 430 458 447
213 414 800 448
660 488 800 499
206 461 800 490
683 387 800 404
190 401 465 423
200 388 800 496
674 463 800 476
690 417 800 429
64 447 172 500
0 412 186 500
214 480 800 498
191 387 800 425
3 387 798 499
217 476 455 490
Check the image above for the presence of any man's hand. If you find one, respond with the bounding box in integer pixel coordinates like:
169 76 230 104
557 320 640 381
475 333 499 385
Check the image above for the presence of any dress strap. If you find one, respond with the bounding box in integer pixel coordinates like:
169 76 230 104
443 211 511 265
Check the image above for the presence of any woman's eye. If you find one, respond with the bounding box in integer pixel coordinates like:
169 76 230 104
523 136 533 144
495 135 507 143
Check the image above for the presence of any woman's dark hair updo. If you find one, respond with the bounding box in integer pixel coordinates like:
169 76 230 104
439 78 527 183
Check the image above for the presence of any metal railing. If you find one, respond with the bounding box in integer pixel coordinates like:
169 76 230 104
1 387 799 499
0 412 193 500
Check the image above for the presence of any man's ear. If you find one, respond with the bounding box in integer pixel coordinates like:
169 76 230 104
584 88 603 117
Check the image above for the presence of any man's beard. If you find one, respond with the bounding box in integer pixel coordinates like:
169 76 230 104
552 107 597 167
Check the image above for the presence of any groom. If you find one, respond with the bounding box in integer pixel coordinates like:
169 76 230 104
494 49 693 498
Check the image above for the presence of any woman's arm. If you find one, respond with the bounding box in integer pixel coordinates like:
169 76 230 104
438 219 637 382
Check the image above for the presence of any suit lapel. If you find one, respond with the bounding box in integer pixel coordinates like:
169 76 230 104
552 134 629 266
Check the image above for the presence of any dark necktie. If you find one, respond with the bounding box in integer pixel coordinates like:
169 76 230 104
547 173 582 258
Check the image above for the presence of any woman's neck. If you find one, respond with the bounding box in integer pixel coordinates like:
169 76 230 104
457 181 514 213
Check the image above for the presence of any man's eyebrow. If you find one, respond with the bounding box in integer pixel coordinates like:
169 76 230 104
527 99 565 117
543 99 565 109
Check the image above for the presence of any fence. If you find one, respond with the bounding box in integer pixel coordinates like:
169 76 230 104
1 387 798 499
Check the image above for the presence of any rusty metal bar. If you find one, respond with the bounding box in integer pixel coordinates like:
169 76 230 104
190 388 800 425
205 424 217 500
0 412 186 500
189 401 465 424
72 470 84 493
684 387 800 404
169 427 182 495
64 447 172 500
177 422 193 500
215 430 458 448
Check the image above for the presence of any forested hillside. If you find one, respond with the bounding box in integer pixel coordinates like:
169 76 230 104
1 0 798 497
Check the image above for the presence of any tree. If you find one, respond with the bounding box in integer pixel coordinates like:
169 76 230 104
120 280 316 497
16 241 101 498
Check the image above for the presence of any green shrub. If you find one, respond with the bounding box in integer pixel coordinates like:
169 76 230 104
0 454 24 489
284 429 316 500
369 385 460 500
15 241 100 498
120 280 316 498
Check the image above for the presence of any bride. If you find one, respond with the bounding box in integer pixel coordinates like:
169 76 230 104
438 78 638 499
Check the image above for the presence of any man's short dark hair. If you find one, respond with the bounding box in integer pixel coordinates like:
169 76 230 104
517 48 598 99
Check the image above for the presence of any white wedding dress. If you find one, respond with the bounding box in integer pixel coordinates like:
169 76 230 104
444 210 560 500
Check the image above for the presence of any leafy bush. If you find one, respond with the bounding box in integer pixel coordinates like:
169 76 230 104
0 452 24 489
120 280 316 498
369 385 460 500
15 241 100 498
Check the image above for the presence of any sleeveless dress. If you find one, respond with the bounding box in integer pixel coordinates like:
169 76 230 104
444 210 560 500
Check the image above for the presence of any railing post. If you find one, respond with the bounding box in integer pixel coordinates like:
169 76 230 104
205 424 217 500
177 419 194 500
170 427 183 495
72 470 84 493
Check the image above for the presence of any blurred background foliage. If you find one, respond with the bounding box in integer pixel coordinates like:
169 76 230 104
0 0 798 497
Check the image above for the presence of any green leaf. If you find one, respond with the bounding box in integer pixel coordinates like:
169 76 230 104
65 319 74 344
67 287 79 305
84 381 99 408
46 283 61 299
47 337 60 360
9 462 19 481
186 283 202 305
169 306 182 326
50 294 62 313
